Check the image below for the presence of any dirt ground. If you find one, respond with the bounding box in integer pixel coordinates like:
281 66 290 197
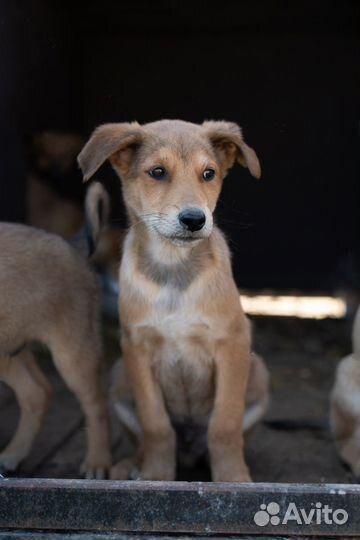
247 316 354 484
0 315 356 484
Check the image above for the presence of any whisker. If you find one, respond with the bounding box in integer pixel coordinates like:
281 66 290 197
140 212 169 218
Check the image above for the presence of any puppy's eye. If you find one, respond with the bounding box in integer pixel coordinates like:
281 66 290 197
202 168 215 181
148 167 167 180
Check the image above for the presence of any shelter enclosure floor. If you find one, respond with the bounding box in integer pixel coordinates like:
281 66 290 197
0 316 356 483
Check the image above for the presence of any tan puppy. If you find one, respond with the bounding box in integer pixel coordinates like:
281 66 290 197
0 223 111 478
331 307 360 476
79 119 268 482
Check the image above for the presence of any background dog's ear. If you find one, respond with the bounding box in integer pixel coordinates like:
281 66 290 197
78 122 143 181
202 120 261 179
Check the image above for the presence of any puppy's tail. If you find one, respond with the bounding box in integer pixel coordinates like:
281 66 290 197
84 181 110 256
353 307 360 360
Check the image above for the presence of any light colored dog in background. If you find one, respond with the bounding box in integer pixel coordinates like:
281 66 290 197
331 307 360 476
79 119 269 482
0 223 111 478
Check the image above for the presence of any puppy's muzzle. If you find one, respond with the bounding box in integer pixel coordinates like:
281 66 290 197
178 208 206 232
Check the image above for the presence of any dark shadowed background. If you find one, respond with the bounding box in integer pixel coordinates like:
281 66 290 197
1 0 359 291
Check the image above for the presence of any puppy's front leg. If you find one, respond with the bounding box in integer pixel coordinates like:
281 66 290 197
209 334 251 482
123 338 176 481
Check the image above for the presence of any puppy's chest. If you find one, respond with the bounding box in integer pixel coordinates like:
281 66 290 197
142 287 216 421
154 340 215 422
144 285 211 338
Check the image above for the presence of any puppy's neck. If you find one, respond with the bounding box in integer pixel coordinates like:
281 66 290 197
131 220 214 291
148 229 196 266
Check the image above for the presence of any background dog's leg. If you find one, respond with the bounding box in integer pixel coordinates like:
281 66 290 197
123 341 176 481
330 399 354 442
208 336 251 482
330 398 360 475
0 349 52 472
49 338 111 479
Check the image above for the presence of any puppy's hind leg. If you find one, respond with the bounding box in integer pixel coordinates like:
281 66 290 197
49 336 111 479
0 348 52 472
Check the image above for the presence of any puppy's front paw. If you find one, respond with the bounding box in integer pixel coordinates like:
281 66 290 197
139 459 175 481
80 463 108 480
110 458 139 480
80 454 111 480
214 471 252 482
228 470 252 483
140 429 176 480
212 461 252 483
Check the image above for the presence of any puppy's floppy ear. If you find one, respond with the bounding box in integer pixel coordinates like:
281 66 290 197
202 120 261 179
78 122 143 181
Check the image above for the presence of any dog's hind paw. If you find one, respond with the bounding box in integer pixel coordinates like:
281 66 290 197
0 453 19 474
0 463 9 478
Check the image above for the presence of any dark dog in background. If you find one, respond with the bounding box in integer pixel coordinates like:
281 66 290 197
27 130 124 279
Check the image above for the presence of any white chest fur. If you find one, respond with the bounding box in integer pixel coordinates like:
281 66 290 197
138 285 216 422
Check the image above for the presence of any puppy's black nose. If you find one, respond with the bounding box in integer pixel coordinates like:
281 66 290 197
178 208 206 232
